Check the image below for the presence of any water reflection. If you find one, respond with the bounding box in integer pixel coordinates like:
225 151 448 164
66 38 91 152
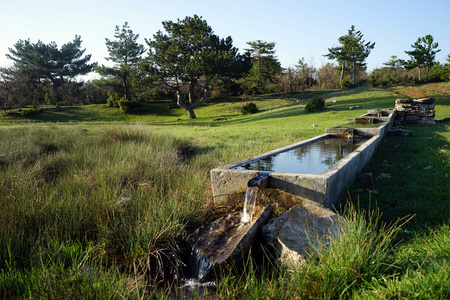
235 137 367 174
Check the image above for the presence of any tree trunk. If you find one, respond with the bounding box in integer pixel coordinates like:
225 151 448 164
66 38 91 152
122 73 130 100
4 89 9 113
124 82 129 100
53 85 61 108
352 61 356 86
176 89 197 119
189 82 195 104
176 82 209 119
187 107 196 119
340 64 345 82
50 77 62 107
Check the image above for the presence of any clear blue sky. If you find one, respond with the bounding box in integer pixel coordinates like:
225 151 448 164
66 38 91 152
1 0 449 78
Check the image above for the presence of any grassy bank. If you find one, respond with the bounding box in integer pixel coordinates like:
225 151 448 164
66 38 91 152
1 83 449 298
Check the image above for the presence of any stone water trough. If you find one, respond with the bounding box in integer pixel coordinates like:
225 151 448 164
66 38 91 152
186 109 395 279
211 109 395 210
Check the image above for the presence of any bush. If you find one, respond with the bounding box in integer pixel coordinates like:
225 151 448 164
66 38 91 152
211 89 222 99
106 93 119 108
340 77 352 89
305 96 325 112
241 102 258 115
118 98 141 113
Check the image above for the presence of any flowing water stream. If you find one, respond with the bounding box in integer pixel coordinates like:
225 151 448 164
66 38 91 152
241 187 258 224
185 184 265 286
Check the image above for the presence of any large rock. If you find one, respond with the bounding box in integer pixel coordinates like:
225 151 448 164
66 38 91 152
186 205 272 280
396 98 413 104
415 97 435 104
262 205 340 269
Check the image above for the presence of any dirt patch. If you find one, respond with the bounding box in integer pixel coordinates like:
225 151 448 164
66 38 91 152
388 83 450 99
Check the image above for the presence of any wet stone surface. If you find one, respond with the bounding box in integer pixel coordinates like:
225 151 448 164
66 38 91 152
185 205 272 280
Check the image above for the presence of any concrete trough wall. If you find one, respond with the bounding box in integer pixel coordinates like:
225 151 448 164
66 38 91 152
211 134 330 207
325 109 395 138
211 134 382 209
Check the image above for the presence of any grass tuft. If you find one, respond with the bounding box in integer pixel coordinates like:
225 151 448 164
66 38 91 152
99 124 149 144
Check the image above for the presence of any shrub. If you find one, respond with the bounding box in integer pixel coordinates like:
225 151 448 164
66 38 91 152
340 77 352 89
305 96 325 112
241 102 258 115
106 94 119 107
211 89 222 99
118 98 141 113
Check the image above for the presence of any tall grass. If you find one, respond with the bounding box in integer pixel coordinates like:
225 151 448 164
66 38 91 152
1 84 448 298
214 203 411 299
0 124 210 298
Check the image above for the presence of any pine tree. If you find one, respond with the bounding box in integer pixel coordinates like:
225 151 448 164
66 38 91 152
146 15 238 119
240 40 281 94
6 36 92 105
95 22 145 100
324 25 375 86
403 35 440 81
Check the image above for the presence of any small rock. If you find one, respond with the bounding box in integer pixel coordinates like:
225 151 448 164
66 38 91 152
388 128 413 137
423 166 433 170
378 173 393 178
119 197 131 205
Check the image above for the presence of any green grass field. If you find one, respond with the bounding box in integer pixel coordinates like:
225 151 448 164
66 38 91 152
1 83 449 299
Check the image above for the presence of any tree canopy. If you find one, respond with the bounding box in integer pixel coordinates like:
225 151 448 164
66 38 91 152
5 35 92 105
324 25 375 86
145 15 238 118
94 22 145 100
403 34 441 81
239 40 281 94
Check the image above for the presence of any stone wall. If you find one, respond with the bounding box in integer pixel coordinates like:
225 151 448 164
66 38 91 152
394 97 435 125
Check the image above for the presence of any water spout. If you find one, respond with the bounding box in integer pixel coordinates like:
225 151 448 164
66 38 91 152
347 128 354 141
247 173 270 188
242 174 270 224
241 187 258 224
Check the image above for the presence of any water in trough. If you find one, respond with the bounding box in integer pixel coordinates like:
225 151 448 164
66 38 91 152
235 136 367 174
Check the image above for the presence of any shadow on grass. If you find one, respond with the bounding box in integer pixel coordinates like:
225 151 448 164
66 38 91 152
208 87 397 127
339 122 450 234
